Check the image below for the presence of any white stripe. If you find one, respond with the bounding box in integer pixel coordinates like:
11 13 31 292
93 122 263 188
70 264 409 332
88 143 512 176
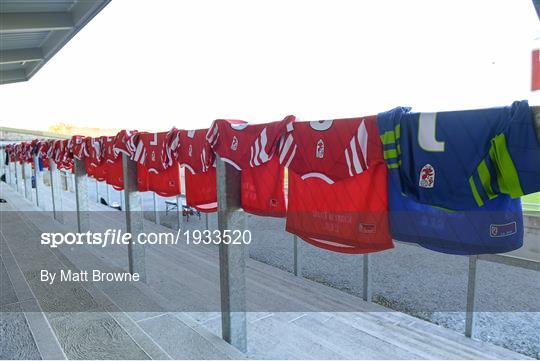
344 149 353 177
278 134 285 153
284 145 297 168
286 121 294 132
182 163 196 174
258 128 269 163
211 133 219 147
134 142 144 162
279 134 293 164
350 137 363 174
249 146 255 167
220 157 242 170
207 124 218 143
357 120 368 165
300 172 335 184
253 140 260 166
140 149 146 165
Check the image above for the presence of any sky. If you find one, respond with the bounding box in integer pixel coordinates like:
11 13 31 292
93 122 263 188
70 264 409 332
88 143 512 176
0 0 539 132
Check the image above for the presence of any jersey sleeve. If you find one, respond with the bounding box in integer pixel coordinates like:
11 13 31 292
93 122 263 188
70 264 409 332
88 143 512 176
468 100 538 206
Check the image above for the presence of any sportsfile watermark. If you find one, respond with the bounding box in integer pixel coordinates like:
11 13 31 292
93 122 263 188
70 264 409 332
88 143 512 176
40 229 252 248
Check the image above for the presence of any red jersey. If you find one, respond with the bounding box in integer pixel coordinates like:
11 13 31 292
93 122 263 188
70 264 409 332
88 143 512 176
14 143 23 164
113 130 138 158
206 116 294 217
132 131 177 173
6 144 16 163
20 142 33 163
533 49 540 91
37 140 52 168
68 135 87 161
279 116 393 254
177 129 217 212
84 137 104 180
51 140 68 169
133 132 181 196
101 135 124 190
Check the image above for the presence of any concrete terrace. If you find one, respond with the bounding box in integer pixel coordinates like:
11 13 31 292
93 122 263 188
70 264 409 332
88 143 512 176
0 179 532 360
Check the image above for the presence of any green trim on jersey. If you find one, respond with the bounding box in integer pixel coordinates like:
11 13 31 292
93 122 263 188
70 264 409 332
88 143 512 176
492 134 524 199
380 124 401 145
477 160 497 200
469 176 484 207
469 133 525 206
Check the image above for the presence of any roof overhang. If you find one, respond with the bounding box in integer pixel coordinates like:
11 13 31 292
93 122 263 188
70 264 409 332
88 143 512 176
0 0 111 85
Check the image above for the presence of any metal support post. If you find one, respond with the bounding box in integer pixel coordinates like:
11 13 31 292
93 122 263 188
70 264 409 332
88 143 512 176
122 154 146 282
9 162 15 186
33 156 43 208
6 160 12 185
49 160 64 223
74 159 90 233
106 183 111 205
0 148 4 178
293 235 302 277
176 195 182 229
22 162 33 201
120 190 125 211
153 192 160 224
465 255 478 338
216 155 247 352
15 161 23 193
363 254 372 302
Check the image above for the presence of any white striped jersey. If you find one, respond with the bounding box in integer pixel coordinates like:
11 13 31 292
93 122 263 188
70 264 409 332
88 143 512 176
176 129 212 174
206 115 295 170
113 130 138 159
68 135 86 160
131 131 175 173
84 137 103 166
279 116 381 183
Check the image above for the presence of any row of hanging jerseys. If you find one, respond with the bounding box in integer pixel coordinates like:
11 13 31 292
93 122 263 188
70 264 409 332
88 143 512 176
6 100 539 256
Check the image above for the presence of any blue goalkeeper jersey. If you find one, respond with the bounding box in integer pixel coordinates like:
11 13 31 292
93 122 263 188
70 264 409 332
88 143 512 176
388 175 523 255
377 100 539 210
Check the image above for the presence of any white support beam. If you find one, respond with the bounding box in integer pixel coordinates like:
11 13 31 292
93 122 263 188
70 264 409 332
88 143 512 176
293 235 302 277
49 160 64 223
0 48 43 65
74 159 90 233
122 154 146 282
216 155 247 353
0 12 74 33
465 255 478 338
33 155 43 209
362 254 372 302
22 162 33 201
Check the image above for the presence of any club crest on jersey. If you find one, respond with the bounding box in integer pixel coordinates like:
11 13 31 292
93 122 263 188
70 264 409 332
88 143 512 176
490 222 517 238
151 150 156 162
231 136 238 151
188 144 193 157
358 223 376 234
316 139 325 159
419 164 435 188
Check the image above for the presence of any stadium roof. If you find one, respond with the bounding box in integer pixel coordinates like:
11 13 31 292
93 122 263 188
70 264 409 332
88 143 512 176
0 0 110 85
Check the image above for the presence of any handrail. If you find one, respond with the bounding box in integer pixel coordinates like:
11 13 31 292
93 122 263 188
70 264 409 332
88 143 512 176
0 126 71 139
